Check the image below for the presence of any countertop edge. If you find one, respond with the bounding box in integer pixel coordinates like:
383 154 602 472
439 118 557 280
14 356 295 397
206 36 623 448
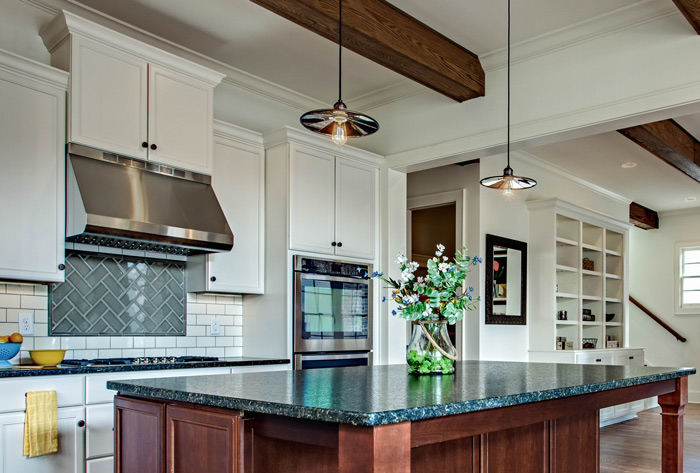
107 367 695 427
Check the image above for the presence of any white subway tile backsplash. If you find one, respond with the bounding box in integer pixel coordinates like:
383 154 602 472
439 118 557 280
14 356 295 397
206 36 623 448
155 337 176 348
133 336 155 349
110 337 134 349
0 285 244 359
98 349 122 358
34 310 48 324
61 336 86 350
205 347 225 357
7 284 34 295
197 337 215 347
187 326 206 337
0 294 21 308
86 337 111 349
144 348 166 357
6 309 19 323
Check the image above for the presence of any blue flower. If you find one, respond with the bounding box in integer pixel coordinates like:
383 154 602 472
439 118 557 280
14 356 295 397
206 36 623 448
468 286 474 292
371 271 384 278
391 310 397 316
467 294 472 301
382 296 386 302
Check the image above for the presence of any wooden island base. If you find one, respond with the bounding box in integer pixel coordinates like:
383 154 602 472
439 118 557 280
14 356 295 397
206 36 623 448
115 377 687 473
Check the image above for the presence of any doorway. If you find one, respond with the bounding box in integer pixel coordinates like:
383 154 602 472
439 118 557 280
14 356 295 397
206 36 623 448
407 190 465 352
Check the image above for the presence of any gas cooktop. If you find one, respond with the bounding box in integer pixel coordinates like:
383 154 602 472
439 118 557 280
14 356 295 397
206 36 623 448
61 356 219 367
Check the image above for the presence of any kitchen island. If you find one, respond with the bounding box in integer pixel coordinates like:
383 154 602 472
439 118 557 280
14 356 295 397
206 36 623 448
108 361 694 473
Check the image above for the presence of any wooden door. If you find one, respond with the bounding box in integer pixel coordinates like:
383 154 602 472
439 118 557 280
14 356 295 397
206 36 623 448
114 396 165 473
166 404 243 473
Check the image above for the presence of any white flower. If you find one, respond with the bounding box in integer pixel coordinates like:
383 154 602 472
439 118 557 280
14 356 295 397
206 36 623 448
408 261 419 271
432 257 438 262
401 271 415 282
396 253 408 264
417 276 425 283
422 306 433 317
435 244 445 257
443 256 448 261
438 262 449 272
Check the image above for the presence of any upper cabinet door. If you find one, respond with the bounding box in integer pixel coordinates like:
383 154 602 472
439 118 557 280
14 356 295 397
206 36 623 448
0 52 67 283
70 37 148 160
147 64 213 174
335 158 377 260
289 144 335 255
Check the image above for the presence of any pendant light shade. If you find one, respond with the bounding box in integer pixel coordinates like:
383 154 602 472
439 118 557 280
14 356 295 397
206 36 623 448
299 0 378 145
480 0 536 196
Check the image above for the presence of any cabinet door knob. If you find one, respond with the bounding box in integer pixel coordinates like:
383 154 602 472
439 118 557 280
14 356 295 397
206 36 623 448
595 359 602 363
77 420 85 427
331 242 337 247
629 356 634 360
150 143 158 150
58 264 66 271
141 142 148 148
337 242 343 248
210 276 216 282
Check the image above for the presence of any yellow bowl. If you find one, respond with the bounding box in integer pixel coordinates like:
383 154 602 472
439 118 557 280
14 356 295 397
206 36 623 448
29 349 66 367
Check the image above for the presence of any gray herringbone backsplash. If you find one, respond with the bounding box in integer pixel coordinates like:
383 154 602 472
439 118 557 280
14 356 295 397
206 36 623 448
50 252 185 335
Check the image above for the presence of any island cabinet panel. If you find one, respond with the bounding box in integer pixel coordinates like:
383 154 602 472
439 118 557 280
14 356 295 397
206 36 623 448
411 437 478 472
550 411 599 473
114 396 165 473
481 422 548 473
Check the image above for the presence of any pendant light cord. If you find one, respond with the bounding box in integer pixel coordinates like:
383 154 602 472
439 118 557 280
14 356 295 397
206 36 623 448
506 0 511 168
338 0 343 103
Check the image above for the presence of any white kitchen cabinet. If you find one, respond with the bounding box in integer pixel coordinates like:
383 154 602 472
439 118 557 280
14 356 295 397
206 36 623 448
0 406 85 473
0 49 68 283
40 11 223 174
188 121 265 294
85 404 113 460
288 142 378 260
86 457 112 473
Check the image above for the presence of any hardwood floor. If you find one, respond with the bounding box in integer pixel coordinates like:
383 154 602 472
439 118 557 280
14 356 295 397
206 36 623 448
600 404 700 472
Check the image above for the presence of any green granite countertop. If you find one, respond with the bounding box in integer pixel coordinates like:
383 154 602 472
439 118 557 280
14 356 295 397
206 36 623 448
107 361 695 426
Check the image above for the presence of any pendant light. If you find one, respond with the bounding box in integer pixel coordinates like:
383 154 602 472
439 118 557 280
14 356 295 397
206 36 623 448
299 0 379 146
480 0 536 197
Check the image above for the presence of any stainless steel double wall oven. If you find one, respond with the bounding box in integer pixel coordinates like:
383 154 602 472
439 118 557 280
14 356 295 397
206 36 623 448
293 256 372 369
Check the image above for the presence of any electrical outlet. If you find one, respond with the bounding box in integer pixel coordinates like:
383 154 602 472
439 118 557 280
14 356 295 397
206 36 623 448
19 311 34 336
210 317 220 336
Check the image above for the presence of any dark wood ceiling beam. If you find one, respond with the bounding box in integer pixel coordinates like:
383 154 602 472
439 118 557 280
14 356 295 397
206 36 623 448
249 0 485 102
672 0 700 35
629 202 659 230
618 119 700 183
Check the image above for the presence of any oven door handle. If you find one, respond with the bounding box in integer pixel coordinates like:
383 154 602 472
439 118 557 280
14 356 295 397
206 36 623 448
297 273 369 284
298 353 370 361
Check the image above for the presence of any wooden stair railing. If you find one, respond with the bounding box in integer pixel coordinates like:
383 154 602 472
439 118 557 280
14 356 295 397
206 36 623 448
629 296 687 343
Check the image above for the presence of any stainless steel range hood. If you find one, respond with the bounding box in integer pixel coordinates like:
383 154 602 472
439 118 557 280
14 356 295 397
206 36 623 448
66 144 233 256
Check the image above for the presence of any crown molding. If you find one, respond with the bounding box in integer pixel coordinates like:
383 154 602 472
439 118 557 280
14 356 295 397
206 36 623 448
659 206 700 218
0 47 68 89
481 0 678 72
347 79 426 111
213 119 264 147
515 150 632 207
524 197 632 232
262 126 384 165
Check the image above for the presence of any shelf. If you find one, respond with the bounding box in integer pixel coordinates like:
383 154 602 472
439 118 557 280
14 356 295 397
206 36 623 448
556 292 578 299
605 273 621 280
556 264 577 272
582 295 602 301
494 297 507 302
605 249 622 257
582 269 602 277
581 243 602 252
605 297 622 303
605 322 622 327
556 236 577 247
582 321 602 326
556 321 578 326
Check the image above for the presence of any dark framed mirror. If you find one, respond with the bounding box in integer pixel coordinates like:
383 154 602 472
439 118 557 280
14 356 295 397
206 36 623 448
485 234 527 325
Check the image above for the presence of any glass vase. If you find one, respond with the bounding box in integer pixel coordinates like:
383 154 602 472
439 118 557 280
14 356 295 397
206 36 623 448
406 320 458 375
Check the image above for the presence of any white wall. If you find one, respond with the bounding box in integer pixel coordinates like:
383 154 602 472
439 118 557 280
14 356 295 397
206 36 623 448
629 208 700 402
407 152 630 362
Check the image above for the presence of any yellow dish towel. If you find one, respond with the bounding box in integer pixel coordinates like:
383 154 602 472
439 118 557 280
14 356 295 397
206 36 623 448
23 390 58 458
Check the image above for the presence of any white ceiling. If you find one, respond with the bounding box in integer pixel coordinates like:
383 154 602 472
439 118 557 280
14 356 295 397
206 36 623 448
73 0 700 213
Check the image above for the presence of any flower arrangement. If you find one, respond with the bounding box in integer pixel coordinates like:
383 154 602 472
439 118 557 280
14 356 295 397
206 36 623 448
372 244 481 375
372 244 481 324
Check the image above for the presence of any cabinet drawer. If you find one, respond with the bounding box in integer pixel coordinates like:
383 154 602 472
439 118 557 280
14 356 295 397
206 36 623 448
575 353 614 365
86 403 114 459
87 457 113 473
0 375 84 413
231 363 289 374
86 368 231 404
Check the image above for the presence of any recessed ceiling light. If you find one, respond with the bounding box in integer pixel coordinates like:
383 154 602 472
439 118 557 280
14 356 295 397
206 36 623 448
620 162 637 168
686 197 697 202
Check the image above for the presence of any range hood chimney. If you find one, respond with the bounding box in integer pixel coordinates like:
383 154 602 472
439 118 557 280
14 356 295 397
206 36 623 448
66 144 233 256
